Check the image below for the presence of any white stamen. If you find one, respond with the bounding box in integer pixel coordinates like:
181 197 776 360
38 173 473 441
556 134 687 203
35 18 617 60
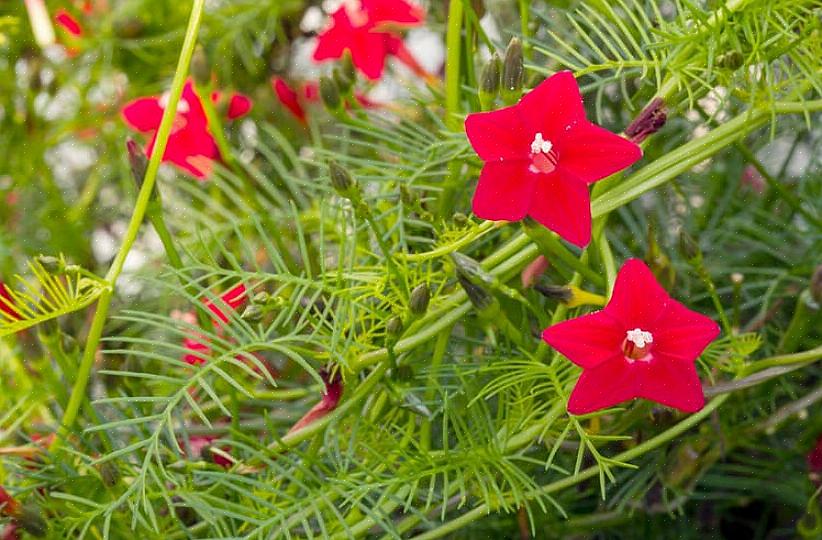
626 328 653 349
530 132 553 155
158 91 190 114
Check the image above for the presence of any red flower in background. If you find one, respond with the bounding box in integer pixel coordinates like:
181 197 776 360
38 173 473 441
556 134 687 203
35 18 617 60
465 71 642 247
179 283 247 365
809 435 822 473
54 8 83 36
186 435 232 468
313 0 428 80
121 79 252 179
0 282 20 321
542 259 719 414
272 77 375 124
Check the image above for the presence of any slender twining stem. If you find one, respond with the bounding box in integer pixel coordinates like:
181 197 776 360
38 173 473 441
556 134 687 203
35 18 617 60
52 0 207 449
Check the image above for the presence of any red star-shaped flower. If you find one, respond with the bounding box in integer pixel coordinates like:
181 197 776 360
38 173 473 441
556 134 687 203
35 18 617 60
0 282 20 321
464 71 642 248
121 79 252 179
55 8 83 37
312 0 426 80
809 435 822 473
542 259 720 414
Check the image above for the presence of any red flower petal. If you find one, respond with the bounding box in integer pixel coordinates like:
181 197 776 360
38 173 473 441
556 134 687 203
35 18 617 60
313 11 351 62
528 171 592 248
465 106 529 161
272 78 307 123
146 125 218 179
652 300 721 361
361 0 424 25
808 435 822 473
558 123 642 184
121 97 163 132
518 71 587 138
183 338 210 365
204 283 247 324
567 356 638 414
636 354 705 412
606 259 670 327
55 9 83 37
542 310 624 369
181 80 208 130
349 30 393 80
226 93 252 120
471 161 536 222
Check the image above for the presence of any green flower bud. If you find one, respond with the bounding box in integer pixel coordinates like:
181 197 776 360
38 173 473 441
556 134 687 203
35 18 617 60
479 53 501 110
36 255 62 273
17 504 47 537
241 304 264 323
409 283 430 316
320 75 342 112
386 316 403 337
333 65 354 94
191 45 211 87
98 462 120 488
457 271 494 312
329 160 357 198
453 212 468 227
501 38 524 104
678 230 701 262
252 291 270 305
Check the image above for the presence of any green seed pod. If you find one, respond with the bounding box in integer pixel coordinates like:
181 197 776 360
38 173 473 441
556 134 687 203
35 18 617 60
479 53 501 110
191 45 211 87
501 38 524 104
319 75 342 112
409 283 430 316
329 161 357 198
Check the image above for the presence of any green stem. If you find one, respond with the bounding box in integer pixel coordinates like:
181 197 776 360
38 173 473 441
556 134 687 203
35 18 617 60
52 0 207 449
421 327 452 451
436 0 465 219
410 395 729 540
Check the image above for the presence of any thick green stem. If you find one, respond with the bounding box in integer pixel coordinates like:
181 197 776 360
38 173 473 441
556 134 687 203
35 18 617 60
52 0 207 448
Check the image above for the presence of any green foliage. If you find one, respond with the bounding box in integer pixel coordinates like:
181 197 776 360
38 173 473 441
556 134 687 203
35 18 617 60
0 0 820 538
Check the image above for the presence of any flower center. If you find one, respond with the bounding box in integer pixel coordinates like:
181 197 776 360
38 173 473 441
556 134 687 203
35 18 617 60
529 132 558 174
623 328 653 362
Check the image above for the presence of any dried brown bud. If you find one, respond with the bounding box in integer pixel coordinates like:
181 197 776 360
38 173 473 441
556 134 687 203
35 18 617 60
625 97 667 144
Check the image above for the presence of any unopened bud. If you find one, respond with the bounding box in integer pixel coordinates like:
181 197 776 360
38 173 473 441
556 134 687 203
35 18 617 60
386 316 403 337
17 505 47 537
319 76 342 111
717 50 743 70
453 213 468 227
329 161 356 198
521 255 550 288
36 255 61 273
625 97 667 144
450 252 492 286
501 38 523 104
479 53 501 110
457 271 493 311
241 304 264 323
252 291 270 305
730 272 744 285
333 65 353 94
409 283 430 316
341 53 356 86
678 230 701 262
191 45 211 87
98 462 120 488
126 138 148 189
